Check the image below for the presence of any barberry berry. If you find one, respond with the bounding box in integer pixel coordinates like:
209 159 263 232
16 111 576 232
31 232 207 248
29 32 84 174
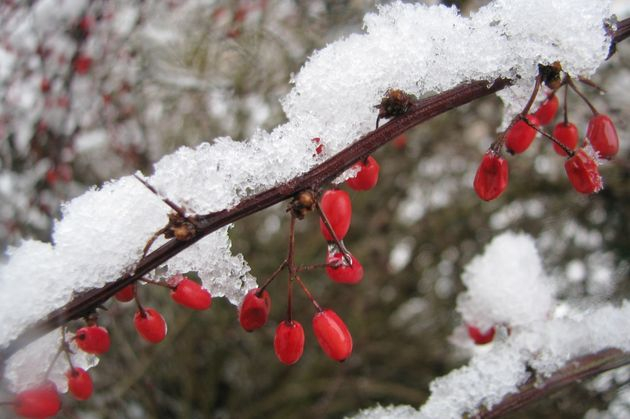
239 288 271 332
467 325 495 345
534 95 559 125
66 368 93 401
170 278 212 310
13 381 60 419
505 115 540 154
273 320 305 365
552 122 579 156
346 156 380 191
115 284 135 302
473 150 508 201
586 114 619 159
325 251 364 284
75 325 110 354
134 308 167 343
564 148 602 194
319 190 352 242
312 309 353 362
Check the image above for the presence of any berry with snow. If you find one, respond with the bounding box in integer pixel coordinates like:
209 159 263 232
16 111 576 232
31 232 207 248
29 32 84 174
586 114 619 159
346 156 380 191
467 325 495 345
564 148 602 194
326 251 364 284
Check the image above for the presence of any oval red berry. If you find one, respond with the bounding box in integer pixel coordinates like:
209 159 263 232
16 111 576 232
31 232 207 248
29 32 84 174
466 324 495 345
274 320 305 365
66 368 93 401
534 95 558 125
170 278 212 310
325 252 364 284
346 156 380 191
312 309 353 362
318 190 352 242
473 150 508 201
75 325 110 355
115 284 135 302
586 114 619 159
505 115 539 154
551 122 579 156
134 308 167 343
564 149 602 194
13 381 61 419
239 288 271 332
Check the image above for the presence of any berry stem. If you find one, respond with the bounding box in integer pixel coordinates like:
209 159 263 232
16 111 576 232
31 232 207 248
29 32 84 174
297 263 330 272
519 115 574 157
258 260 288 295
134 174 198 226
286 215 297 322
315 200 352 265
520 74 542 117
577 76 606 93
134 291 146 317
563 84 569 125
566 77 599 115
295 276 322 312
139 277 175 290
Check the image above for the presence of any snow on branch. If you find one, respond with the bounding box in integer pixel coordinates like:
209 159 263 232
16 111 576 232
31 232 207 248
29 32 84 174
0 0 626 403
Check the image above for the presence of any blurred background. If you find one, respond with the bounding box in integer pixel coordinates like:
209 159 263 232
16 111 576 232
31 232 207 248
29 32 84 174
1 0 629 418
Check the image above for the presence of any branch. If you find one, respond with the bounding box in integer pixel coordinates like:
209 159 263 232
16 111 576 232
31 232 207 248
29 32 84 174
1 17 629 373
477 348 630 418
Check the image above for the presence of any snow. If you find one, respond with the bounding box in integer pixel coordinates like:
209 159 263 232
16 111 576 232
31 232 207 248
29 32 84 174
0 0 620 401
349 232 630 419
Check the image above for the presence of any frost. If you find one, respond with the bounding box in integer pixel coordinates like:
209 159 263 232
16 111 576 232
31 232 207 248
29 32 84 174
457 232 555 330
350 232 630 419
4 328 98 393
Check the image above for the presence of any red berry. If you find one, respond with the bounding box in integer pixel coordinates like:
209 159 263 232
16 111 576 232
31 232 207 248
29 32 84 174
467 325 495 345
318 190 352 242
73 55 92 75
534 95 559 125
13 381 61 418
40 78 50 93
564 148 602 194
586 114 619 159
473 150 508 201
75 325 110 354
346 156 380 191
273 320 305 365
134 308 167 343
392 134 407 150
552 122 579 156
239 288 271 332
505 115 539 154
312 137 324 155
325 251 364 284
312 309 353 362
66 368 93 401
170 278 212 310
115 284 135 302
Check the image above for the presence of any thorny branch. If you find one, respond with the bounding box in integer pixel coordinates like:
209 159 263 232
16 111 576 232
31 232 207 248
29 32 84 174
1 17 629 417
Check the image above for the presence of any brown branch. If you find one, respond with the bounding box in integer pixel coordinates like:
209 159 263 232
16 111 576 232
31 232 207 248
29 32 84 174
1 17 629 377
476 348 630 418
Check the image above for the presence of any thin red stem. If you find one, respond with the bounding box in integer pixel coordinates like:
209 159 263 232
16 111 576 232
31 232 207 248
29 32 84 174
257 260 287 294
567 77 599 115
139 277 175 290
563 83 569 125
295 276 322 312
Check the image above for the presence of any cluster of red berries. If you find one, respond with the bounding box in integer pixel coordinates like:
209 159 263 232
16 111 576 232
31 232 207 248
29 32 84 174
7 275 212 418
474 74 619 201
237 142 381 366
